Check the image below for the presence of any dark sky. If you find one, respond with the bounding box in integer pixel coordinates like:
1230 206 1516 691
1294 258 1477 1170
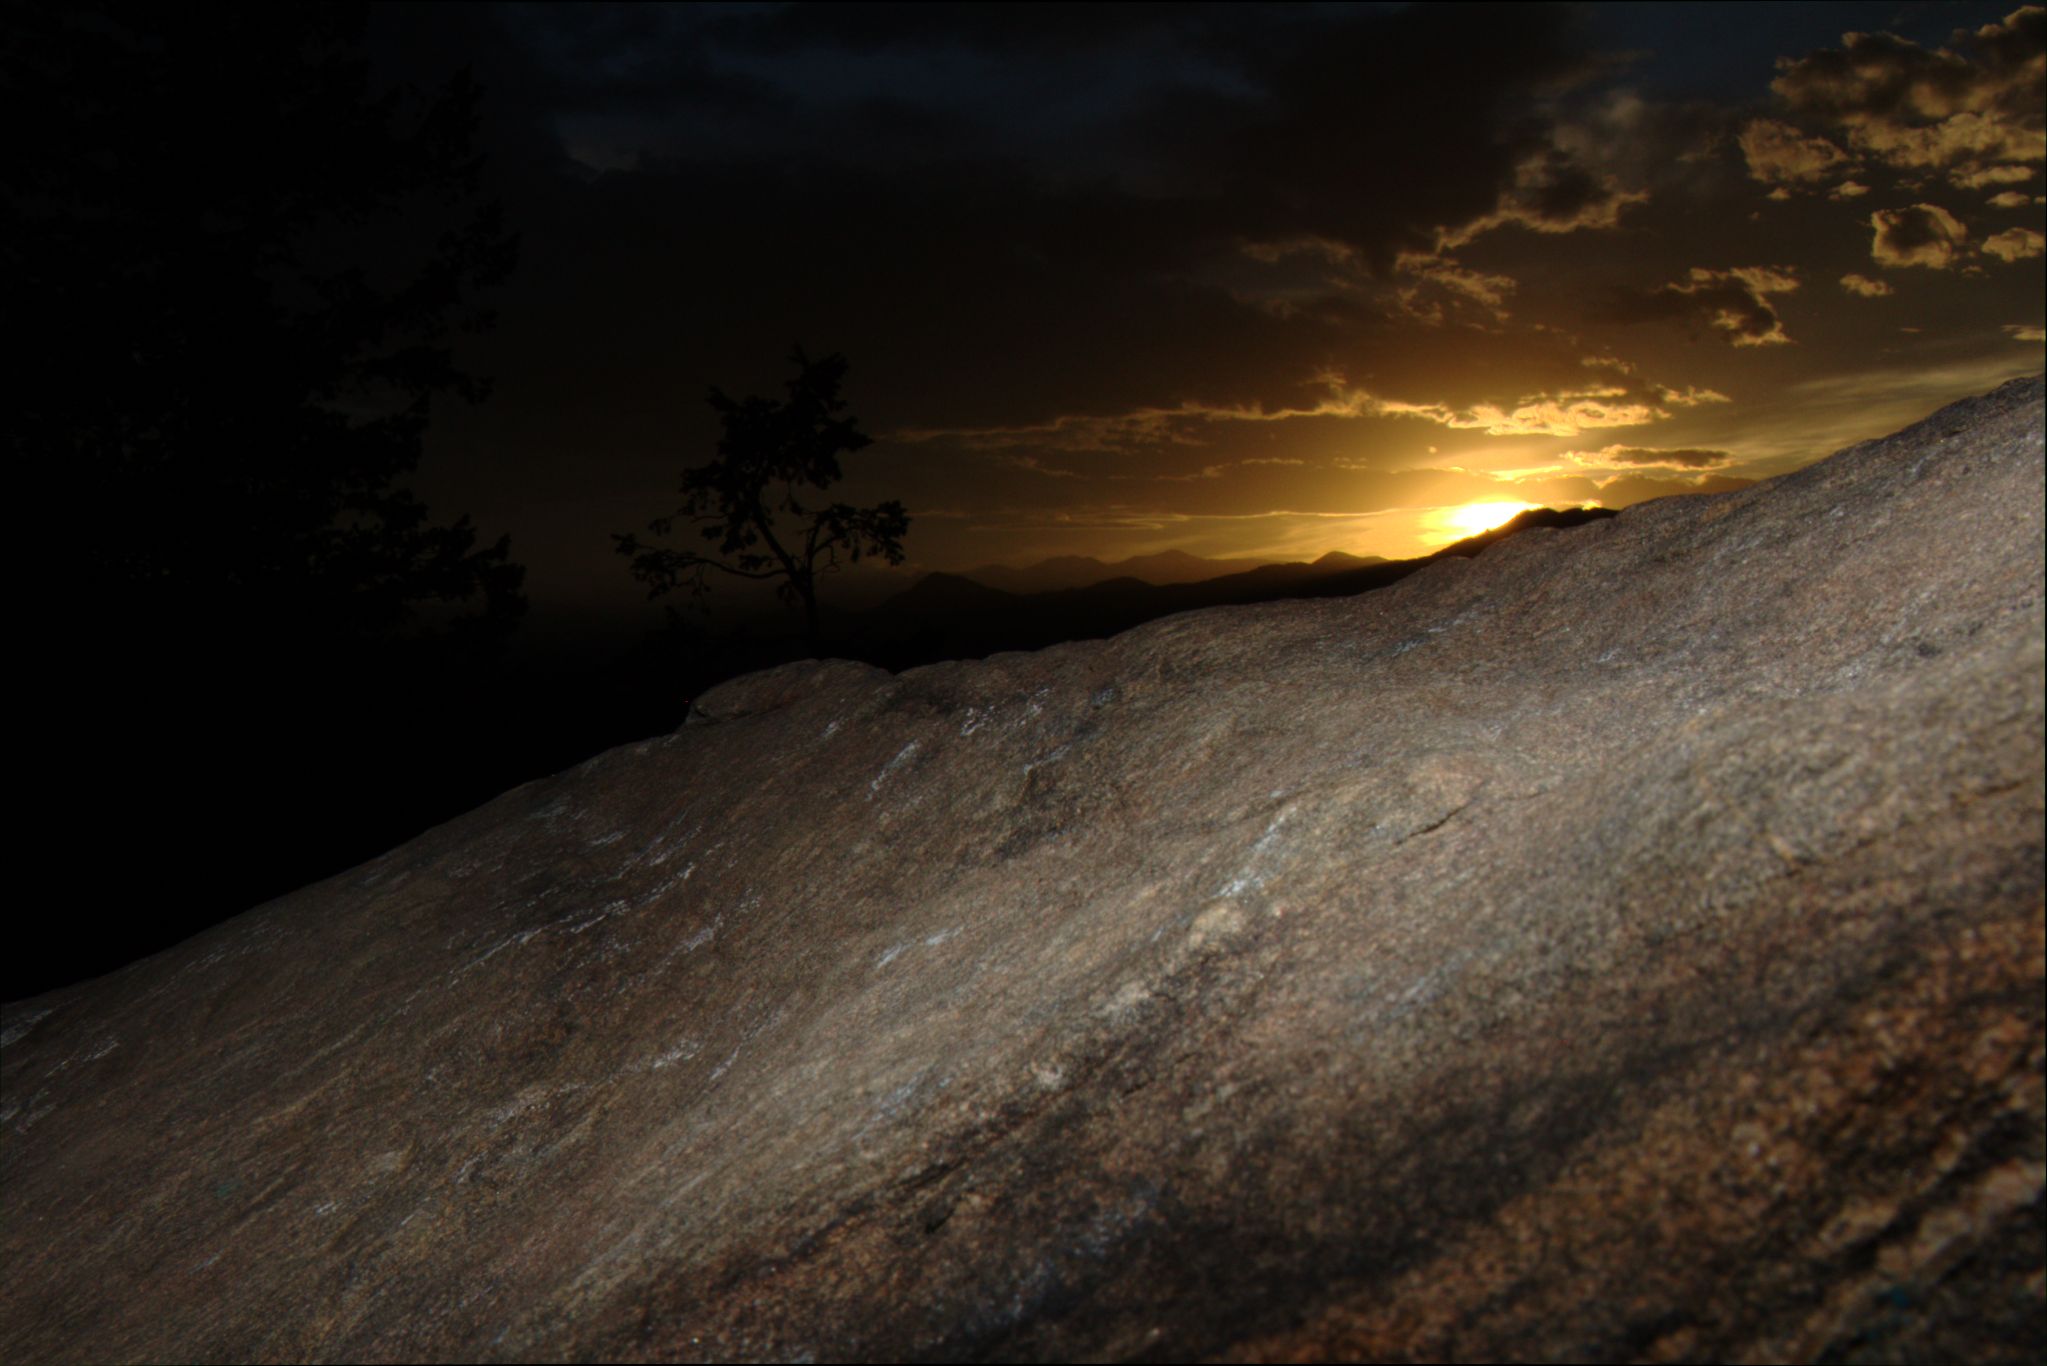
361 2 2044 646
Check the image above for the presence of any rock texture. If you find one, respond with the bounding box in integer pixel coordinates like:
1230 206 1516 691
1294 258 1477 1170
4 378 2043 1363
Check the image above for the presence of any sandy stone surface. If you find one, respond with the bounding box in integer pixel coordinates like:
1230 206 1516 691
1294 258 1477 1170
3 377 2042 1363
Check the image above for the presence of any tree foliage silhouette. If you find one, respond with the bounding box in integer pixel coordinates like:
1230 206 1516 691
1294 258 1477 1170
8 2 525 664
6 2 530 995
616 349 909 650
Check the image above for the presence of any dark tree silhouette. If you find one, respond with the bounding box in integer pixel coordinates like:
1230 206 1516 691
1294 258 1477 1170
8 2 525 663
4 2 527 997
616 349 909 651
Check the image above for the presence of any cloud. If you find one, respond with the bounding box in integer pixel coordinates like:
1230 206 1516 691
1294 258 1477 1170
1150 464 1229 483
1768 7 2046 176
1830 180 1871 199
2006 323 2047 341
895 364 1728 450
1238 236 1354 267
1566 444 1734 469
1720 355 2047 468
314 2 2047 598
501 3 1629 279
1839 273 1895 297
1982 226 2046 260
1987 189 2038 206
889 293 1744 459
1140 4 1633 272
1439 146 1649 248
1357 381 1727 438
1952 162 2038 187
1605 266 1802 346
1737 119 1852 186
1870 203 1969 268
1003 455 1085 480
1391 253 1518 323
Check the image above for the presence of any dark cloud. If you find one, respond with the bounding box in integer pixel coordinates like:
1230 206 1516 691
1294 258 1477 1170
1391 255 1518 324
1118 4 1622 266
1870 203 1969 268
1737 118 1852 186
1766 6 2045 184
373 2 1677 442
380 0 1711 485
695 2 1217 57
1601 266 1800 346
339 1 2035 609
496 4 1624 262
1438 146 1647 247
456 0 1625 270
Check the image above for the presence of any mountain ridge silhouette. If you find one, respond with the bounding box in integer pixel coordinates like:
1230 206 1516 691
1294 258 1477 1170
858 507 1614 666
956 546 1384 595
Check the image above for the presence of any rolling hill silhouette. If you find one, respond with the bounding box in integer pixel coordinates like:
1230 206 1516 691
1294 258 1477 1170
958 547 1376 594
856 507 1613 667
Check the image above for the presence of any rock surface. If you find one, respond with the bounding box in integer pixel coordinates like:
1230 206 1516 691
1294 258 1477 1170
4 378 2043 1363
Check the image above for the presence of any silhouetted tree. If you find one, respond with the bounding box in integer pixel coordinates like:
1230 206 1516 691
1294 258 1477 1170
4 3 527 995
616 348 909 651
8 2 525 665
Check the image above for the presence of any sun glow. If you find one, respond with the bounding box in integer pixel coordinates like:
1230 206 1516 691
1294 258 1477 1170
1429 499 1538 542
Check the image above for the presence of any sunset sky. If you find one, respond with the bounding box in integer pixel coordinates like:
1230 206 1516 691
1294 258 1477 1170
366 2 2045 639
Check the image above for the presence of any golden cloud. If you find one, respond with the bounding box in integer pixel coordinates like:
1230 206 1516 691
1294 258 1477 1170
1564 444 1734 470
1771 8 2046 176
1857 110 2047 170
895 346 1730 454
1738 119 1852 185
1438 147 1648 248
1870 203 1969 268
1616 266 1802 346
1363 383 1727 438
1393 253 1518 323
1840 272 1896 296
1982 226 2047 260
1952 162 2039 187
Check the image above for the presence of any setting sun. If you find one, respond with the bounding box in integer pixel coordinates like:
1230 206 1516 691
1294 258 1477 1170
1430 500 1538 542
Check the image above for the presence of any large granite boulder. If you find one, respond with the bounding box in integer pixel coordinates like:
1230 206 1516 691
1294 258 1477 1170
3 378 2042 1363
